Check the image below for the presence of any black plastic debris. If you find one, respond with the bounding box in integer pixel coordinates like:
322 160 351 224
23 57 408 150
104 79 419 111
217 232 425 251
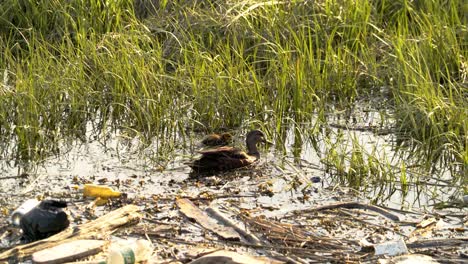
311 176 321 183
20 200 70 242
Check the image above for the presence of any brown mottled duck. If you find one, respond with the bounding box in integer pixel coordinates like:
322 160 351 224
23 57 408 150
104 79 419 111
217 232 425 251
190 130 269 173
201 132 233 147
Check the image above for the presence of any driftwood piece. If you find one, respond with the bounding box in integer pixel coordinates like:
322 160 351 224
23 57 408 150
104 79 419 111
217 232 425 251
290 201 400 221
0 204 141 262
205 206 262 245
406 238 468 249
176 198 240 240
32 239 106 264
0 174 29 180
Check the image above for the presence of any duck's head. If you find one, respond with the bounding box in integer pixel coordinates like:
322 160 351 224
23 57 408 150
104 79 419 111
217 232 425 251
220 132 233 143
246 130 271 145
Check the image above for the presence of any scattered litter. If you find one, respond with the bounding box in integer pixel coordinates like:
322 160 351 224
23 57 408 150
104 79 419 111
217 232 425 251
10 198 40 226
310 176 321 183
0 178 465 263
0 205 141 262
374 238 408 256
83 184 122 199
107 239 152 264
416 217 438 228
20 200 69 242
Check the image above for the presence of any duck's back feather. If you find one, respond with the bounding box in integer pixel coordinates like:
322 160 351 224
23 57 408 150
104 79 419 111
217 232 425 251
198 146 246 157
190 146 256 172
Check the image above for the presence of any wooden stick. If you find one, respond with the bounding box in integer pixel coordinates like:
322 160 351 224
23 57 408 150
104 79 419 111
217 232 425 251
155 194 257 202
0 174 28 180
406 238 468 249
288 201 400 221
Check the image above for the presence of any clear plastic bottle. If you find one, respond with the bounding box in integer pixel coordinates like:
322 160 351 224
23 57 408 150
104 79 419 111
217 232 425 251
107 239 152 264
10 199 40 226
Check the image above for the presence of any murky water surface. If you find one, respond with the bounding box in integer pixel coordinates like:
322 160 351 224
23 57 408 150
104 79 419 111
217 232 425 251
0 121 460 219
0 116 466 263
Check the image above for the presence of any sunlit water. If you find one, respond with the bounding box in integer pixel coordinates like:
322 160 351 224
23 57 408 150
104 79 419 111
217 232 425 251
0 117 461 220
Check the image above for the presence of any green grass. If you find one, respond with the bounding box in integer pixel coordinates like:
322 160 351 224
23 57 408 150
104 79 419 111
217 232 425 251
0 0 466 199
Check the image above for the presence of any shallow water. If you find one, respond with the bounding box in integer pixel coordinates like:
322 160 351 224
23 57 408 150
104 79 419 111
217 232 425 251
0 119 465 263
0 118 461 221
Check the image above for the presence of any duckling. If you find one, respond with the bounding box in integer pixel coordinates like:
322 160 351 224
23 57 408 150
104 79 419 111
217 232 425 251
190 130 269 173
201 132 233 147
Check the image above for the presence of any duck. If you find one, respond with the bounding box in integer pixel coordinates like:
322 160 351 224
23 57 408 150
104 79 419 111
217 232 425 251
190 130 269 173
201 132 233 147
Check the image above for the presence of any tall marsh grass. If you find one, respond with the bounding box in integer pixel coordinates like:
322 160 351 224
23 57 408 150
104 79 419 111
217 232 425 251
0 0 465 189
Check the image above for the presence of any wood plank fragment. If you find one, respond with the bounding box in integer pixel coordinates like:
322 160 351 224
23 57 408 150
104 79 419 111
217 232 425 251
176 198 240 240
32 239 106 264
205 206 262 245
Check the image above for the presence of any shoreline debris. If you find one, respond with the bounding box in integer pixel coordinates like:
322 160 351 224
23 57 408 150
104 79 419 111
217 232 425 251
0 205 141 262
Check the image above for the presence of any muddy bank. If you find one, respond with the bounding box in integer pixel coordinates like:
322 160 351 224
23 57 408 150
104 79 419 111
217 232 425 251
0 131 466 263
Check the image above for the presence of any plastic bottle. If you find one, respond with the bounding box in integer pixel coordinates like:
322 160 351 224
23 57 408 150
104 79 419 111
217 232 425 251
83 184 121 199
107 239 152 264
10 199 41 226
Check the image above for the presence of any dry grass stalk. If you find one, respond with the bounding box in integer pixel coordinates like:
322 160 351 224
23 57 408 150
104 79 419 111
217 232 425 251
241 214 355 251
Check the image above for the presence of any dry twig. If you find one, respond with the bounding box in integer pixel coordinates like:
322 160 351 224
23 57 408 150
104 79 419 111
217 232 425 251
288 201 400 221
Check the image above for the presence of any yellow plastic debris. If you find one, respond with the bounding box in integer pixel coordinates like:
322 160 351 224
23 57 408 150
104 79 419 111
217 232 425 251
94 197 110 206
83 184 121 199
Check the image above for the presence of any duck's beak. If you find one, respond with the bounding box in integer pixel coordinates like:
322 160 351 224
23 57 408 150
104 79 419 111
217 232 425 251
262 138 273 145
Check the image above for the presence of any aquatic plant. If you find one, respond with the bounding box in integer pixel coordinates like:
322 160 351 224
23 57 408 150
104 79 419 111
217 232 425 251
0 0 465 197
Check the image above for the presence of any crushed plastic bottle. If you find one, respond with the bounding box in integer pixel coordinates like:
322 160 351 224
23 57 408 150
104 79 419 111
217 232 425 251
107 239 152 264
10 198 41 226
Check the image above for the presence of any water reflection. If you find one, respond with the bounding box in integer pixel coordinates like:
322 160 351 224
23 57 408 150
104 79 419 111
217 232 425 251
0 113 462 216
